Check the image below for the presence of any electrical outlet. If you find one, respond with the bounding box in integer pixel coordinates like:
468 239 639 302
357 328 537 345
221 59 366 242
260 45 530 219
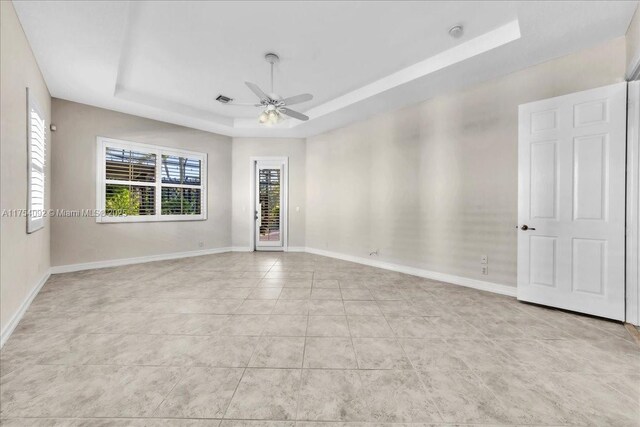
481 255 488 264
481 266 488 275
198 241 204 248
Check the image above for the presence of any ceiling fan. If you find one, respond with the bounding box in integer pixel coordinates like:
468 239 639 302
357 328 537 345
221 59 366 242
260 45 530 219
227 53 313 125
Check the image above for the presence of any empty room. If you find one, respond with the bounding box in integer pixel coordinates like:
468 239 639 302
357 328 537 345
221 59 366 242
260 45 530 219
1 0 640 425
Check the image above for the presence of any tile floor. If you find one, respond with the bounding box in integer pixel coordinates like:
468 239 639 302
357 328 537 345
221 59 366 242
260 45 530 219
1 252 638 426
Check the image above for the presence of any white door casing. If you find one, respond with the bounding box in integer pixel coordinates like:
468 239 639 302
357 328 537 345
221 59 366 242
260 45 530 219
251 157 288 251
626 81 640 326
517 82 627 320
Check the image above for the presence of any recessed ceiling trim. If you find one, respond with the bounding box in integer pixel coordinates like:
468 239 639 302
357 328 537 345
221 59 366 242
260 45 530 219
114 13 520 133
302 19 521 123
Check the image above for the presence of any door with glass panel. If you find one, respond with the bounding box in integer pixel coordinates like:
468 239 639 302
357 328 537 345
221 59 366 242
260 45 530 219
255 160 285 250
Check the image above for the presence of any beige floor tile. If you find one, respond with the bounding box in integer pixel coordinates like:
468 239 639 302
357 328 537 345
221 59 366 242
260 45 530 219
224 368 301 420
310 288 342 300
248 337 305 368
308 300 344 315
155 367 243 418
247 288 282 300
445 338 516 371
297 369 369 421
218 315 270 336
386 316 435 338
418 370 510 424
220 421 294 427
306 316 350 337
376 300 422 316
272 300 309 315
313 279 340 288
235 300 277 315
339 289 373 300
352 338 411 369
262 315 308 336
360 369 442 422
0 419 222 426
343 301 383 316
0 365 182 418
347 315 395 337
279 288 311 300
476 367 584 425
400 338 468 371
303 337 358 368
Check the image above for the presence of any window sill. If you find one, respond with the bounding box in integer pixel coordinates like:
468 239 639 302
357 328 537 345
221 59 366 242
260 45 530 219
96 214 207 223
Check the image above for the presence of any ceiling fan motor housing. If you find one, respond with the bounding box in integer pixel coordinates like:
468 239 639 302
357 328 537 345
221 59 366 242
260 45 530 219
265 53 280 64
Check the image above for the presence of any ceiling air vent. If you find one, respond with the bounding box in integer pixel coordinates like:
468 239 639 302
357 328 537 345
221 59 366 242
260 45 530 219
216 94 233 104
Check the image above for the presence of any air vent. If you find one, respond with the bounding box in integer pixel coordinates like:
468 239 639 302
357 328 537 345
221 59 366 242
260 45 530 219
216 94 233 104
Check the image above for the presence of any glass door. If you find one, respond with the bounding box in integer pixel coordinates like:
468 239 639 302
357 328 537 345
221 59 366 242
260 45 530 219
255 161 284 250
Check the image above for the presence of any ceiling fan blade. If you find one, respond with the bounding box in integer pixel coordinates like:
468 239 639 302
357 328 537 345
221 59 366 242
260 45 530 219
280 107 309 121
281 93 313 106
245 81 270 101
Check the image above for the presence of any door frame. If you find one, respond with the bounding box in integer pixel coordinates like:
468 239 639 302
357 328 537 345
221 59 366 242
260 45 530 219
626 81 640 326
249 156 289 252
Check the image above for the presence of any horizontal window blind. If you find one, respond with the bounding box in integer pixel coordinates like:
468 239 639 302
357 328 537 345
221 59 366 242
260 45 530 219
258 168 281 241
160 154 202 216
96 137 206 223
105 148 156 182
162 155 201 185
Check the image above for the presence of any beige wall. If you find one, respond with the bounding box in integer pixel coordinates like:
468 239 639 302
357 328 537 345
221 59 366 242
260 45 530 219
628 5 640 77
231 138 306 249
0 1 52 335
306 37 627 287
50 99 232 266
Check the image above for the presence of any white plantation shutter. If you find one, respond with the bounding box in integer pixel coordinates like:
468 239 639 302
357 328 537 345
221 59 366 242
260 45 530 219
27 89 46 233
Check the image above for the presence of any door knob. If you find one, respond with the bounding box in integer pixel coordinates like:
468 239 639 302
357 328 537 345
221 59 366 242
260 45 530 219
520 225 536 231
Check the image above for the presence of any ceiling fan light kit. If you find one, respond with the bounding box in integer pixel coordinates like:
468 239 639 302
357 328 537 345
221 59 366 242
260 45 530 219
223 52 313 125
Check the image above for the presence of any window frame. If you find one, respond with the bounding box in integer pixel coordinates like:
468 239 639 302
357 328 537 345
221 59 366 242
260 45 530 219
96 137 207 223
27 88 46 234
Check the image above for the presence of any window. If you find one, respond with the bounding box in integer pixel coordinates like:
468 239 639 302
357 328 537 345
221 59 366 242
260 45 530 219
96 137 207 222
27 89 46 233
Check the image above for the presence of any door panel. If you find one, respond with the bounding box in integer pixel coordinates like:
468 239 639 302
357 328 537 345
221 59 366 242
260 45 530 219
573 134 607 220
529 236 557 288
255 160 285 251
530 140 558 219
518 82 626 320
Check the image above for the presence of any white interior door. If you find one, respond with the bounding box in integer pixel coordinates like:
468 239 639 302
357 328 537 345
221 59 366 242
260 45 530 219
517 82 627 320
255 160 285 251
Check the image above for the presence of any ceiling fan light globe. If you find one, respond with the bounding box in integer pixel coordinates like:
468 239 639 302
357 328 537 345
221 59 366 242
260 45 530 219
258 111 269 124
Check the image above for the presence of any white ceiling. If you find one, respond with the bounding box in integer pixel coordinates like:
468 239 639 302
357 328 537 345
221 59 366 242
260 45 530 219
13 1 638 138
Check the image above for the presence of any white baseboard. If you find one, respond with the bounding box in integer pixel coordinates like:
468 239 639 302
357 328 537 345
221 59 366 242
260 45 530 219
304 247 517 297
51 245 517 296
50 247 234 274
231 247 306 253
1 269 51 348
